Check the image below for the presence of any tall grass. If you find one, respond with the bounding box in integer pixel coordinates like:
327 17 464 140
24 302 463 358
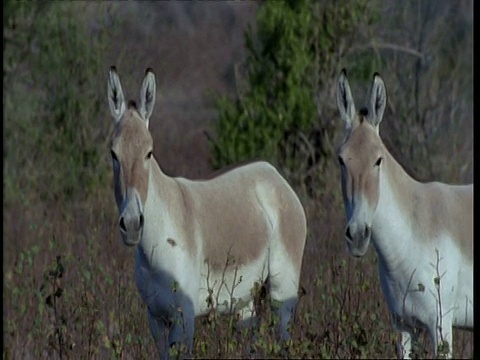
3 161 473 359
3 2 473 359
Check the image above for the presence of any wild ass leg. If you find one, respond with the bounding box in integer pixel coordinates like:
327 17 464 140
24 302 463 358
396 327 425 359
235 300 262 357
148 310 169 359
429 314 454 359
268 292 297 358
236 300 258 333
268 269 299 342
148 304 194 359
273 297 298 340
397 331 413 359
269 253 300 341
168 301 195 358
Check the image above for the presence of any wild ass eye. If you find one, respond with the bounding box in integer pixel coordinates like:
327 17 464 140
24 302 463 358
146 151 153 160
375 157 383 166
338 156 345 166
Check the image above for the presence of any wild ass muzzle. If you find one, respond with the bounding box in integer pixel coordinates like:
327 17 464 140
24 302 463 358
107 67 307 359
336 69 473 359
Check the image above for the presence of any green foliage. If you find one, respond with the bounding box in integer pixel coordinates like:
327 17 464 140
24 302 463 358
4 2 115 205
3 2 473 359
212 0 316 169
210 0 381 192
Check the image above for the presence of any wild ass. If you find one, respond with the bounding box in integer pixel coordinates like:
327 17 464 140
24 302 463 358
335 69 473 358
107 67 307 358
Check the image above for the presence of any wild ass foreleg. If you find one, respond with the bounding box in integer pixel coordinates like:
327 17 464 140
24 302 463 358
168 302 195 359
148 305 195 360
147 310 169 359
396 330 421 359
429 313 454 359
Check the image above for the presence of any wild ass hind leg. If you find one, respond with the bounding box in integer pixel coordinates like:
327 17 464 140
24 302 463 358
268 291 298 359
235 299 263 358
235 299 259 334
268 268 300 344
274 296 298 340
268 250 301 342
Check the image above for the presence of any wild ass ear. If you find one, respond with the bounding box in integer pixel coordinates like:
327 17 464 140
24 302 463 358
336 68 356 130
107 66 126 123
139 68 156 128
367 72 387 128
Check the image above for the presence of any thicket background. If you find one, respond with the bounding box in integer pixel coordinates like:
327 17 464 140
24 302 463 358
4 1 473 359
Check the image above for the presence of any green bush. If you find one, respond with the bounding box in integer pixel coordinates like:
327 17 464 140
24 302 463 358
210 0 379 180
4 2 116 206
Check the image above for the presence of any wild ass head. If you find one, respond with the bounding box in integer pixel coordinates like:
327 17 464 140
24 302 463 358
336 69 387 257
107 67 156 246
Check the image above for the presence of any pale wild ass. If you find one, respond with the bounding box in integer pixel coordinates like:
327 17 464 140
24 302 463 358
336 69 473 358
107 67 307 358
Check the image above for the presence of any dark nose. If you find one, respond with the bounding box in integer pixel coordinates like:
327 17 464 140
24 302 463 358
119 217 126 232
363 226 371 239
345 226 353 241
345 225 371 242
119 213 144 233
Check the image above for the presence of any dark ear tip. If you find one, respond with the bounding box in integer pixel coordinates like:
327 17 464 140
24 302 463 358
341 68 347 76
110 65 117 72
145 68 155 75
373 71 381 78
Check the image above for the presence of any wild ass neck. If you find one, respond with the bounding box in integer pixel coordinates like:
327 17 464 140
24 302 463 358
138 158 191 262
370 149 420 271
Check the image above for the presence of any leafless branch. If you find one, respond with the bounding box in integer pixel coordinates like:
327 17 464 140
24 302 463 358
350 40 424 59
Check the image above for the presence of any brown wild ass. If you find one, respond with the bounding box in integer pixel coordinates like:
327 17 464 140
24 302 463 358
107 67 307 358
336 69 473 358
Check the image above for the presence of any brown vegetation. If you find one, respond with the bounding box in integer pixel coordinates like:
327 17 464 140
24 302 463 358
4 1 473 358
